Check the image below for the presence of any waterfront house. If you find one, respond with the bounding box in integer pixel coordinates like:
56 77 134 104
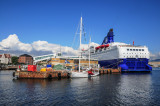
0 54 12 64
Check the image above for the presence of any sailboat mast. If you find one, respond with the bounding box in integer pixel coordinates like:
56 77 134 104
89 37 91 68
80 17 82 53
79 16 82 72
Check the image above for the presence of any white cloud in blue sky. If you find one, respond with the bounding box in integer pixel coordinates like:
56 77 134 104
0 34 32 52
150 52 160 60
0 34 98 56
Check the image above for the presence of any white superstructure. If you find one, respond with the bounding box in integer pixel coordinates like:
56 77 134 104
89 42 150 61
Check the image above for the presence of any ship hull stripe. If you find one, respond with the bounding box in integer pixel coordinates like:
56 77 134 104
98 58 152 72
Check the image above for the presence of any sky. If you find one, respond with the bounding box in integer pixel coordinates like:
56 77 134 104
0 0 160 59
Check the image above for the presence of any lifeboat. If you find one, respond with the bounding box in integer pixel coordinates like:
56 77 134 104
104 44 109 47
100 45 105 48
96 46 100 50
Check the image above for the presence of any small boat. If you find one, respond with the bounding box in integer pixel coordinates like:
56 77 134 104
88 68 99 77
71 71 88 78
91 72 99 77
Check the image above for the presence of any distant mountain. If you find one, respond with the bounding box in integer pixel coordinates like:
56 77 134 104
150 59 160 62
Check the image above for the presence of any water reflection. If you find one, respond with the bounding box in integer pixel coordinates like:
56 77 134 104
69 75 122 105
13 79 49 88
11 78 74 105
0 70 160 105
118 73 152 105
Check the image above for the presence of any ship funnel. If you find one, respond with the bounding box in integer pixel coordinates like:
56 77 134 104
102 28 114 44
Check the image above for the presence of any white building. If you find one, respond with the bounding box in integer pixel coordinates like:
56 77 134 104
0 54 12 64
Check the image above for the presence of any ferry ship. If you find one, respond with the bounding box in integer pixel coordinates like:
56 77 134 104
83 29 152 72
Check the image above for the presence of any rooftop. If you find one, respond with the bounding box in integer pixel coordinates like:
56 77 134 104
19 54 32 57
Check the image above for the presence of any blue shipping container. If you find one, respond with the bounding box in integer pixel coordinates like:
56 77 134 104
47 65 52 68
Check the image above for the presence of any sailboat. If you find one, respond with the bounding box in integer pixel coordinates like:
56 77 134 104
70 16 89 78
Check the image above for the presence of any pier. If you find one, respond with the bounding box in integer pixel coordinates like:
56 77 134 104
13 70 70 79
13 68 121 79
99 68 121 74
0 65 18 70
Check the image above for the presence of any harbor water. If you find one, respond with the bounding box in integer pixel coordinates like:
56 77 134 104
0 68 160 106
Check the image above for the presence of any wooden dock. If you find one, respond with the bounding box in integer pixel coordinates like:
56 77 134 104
13 70 70 79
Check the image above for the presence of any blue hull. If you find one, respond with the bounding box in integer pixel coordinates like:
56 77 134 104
98 58 152 72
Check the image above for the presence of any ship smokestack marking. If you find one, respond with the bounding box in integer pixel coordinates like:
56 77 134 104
102 28 114 45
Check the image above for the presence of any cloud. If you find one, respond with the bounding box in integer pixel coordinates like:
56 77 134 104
0 34 32 52
1 34 95 56
32 40 58 52
80 42 100 50
32 40 79 56
150 52 160 60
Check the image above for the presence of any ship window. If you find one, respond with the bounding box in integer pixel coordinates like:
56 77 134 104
133 49 135 51
142 49 144 51
130 49 132 51
127 49 129 51
139 49 141 51
136 49 138 51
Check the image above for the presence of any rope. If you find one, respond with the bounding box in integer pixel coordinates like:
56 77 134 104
104 60 122 68
71 18 88 51
71 20 80 49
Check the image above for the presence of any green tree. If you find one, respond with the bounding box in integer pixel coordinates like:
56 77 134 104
11 56 19 65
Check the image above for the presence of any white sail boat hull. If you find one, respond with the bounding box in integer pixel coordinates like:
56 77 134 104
71 71 88 78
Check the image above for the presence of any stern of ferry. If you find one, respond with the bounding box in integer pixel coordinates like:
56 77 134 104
118 58 152 72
